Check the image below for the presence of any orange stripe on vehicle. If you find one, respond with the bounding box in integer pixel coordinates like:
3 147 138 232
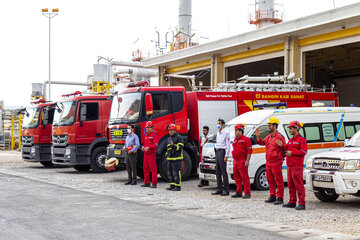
252 147 266 154
307 142 344 149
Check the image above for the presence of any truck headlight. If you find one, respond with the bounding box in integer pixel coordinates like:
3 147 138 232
305 157 313 170
65 148 71 155
31 147 36 153
340 160 358 172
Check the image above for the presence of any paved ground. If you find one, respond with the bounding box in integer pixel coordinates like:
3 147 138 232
1 151 360 239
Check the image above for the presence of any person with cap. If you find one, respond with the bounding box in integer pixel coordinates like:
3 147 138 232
141 121 159 188
124 124 140 185
231 123 252 199
256 117 286 205
165 123 184 191
198 126 210 188
212 118 231 196
276 121 307 210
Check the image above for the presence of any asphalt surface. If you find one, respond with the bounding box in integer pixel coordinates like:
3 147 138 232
0 173 290 240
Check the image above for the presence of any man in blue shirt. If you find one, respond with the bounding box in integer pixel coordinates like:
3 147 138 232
124 124 140 185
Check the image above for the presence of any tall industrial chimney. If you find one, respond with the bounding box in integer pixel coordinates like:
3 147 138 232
179 0 192 35
249 0 284 28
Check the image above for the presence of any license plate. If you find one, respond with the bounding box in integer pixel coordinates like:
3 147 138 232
313 175 332 182
114 150 122 155
113 130 123 136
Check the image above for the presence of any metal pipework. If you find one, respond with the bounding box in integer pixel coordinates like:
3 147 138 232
108 60 144 84
165 74 197 91
43 80 91 100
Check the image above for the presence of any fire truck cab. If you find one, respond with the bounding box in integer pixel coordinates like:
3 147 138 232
22 99 55 167
51 92 112 172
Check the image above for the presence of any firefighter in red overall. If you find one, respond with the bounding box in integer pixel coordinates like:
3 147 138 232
141 121 159 188
231 123 252 199
256 117 286 205
277 121 307 210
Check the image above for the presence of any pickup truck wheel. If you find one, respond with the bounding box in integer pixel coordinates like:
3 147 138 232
74 165 90 172
40 161 54 167
159 151 192 182
314 190 339 202
254 166 269 190
90 147 108 173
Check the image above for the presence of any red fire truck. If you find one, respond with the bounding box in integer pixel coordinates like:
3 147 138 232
106 82 338 181
51 92 112 172
22 99 56 167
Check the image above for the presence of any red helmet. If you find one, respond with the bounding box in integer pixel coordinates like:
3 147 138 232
235 123 245 130
168 124 177 130
145 121 153 128
288 121 303 129
126 145 135 152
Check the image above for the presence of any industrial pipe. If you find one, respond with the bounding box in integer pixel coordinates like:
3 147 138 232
43 80 91 100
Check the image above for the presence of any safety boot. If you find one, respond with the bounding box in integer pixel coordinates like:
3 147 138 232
166 185 175 191
172 186 181 191
140 183 150 187
265 196 276 203
273 198 284 205
231 192 242 198
282 202 296 208
295 204 306 210
150 184 157 188
124 180 132 185
242 194 251 199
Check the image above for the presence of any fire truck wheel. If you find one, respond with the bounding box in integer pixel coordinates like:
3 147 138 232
90 147 108 173
254 166 269 190
159 151 192 181
74 165 91 172
40 161 54 167
314 190 339 202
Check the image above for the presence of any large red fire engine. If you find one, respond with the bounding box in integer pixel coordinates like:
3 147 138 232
106 81 338 181
51 92 112 172
22 99 56 167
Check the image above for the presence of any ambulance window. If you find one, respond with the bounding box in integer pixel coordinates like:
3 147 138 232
152 94 169 117
250 125 270 145
304 126 320 142
345 125 355 138
321 123 335 142
356 125 360 132
335 123 345 141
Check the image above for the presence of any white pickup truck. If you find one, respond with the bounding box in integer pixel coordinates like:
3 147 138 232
305 131 360 202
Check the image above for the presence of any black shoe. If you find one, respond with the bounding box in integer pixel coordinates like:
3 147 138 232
124 181 131 185
295 204 306 210
231 192 242 198
172 186 181 191
265 196 276 203
221 191 229 196
242 194 251 199
166 185 175 191
140 183 150 187
151 184 157 188
131 181 137 185
211 190 222 195
282 202 296 208
273 198 284 205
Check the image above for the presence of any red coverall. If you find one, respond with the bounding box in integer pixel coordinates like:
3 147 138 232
257 131 286 199
283 134 307 205
232 135 252 195
143 131 159 185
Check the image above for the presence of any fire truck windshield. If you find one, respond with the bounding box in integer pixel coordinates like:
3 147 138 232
53 101 77 126
22 107 40 129
109 93 141 124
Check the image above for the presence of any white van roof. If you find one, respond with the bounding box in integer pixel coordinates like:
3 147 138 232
227 107 360 125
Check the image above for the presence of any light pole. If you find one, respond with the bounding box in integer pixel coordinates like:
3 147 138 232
42 8 59 101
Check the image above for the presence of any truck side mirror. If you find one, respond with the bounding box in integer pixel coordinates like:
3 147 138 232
145 93 153 116
80 104 87 123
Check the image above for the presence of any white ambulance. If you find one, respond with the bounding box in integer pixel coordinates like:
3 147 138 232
199 107 360 190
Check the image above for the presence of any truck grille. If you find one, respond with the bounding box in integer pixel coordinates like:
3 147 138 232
203 157 216 164
110 128 128 141
22 136 33 146
52 135 68 147
313 158 341 170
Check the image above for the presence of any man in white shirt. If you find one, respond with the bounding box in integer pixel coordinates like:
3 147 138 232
198 126 210 187
211 118 231 196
